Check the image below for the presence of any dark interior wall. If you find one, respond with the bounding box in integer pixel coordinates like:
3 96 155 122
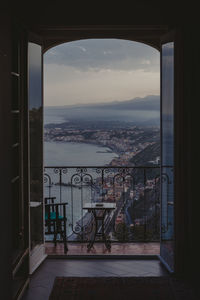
174 24 200 282
12 2 170 27
182 25 200 283
0 11 12 300
1 3 200 297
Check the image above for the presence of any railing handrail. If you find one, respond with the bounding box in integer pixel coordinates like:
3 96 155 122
44 164 173 243
44 165 172 169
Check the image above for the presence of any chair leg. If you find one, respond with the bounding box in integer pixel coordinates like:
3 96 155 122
63 233 68 253
53 222 57 246
55 220 68 253
62 219 68 253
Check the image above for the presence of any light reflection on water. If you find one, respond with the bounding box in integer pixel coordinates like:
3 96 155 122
44 141 118 166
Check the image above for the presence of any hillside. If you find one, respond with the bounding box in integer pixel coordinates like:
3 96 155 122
130 141 160 166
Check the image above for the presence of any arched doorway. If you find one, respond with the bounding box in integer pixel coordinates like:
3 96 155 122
43 38 160 252
28 29 175 274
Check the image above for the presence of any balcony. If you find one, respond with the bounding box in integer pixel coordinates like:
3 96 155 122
44 166 169 256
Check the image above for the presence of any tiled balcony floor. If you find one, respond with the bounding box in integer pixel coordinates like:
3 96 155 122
22 258 168 300
45 242 160 256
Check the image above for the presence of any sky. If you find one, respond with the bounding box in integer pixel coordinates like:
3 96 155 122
44 39 160 106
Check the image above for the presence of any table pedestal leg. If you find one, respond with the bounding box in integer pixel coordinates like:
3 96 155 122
87 210 98 250
87 209 111 251
101 210 111 250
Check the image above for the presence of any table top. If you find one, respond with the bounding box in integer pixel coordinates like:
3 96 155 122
83 202 116 210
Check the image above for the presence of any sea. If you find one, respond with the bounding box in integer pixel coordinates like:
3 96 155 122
44 141 118 166
44 118 119 240
44 107 160 126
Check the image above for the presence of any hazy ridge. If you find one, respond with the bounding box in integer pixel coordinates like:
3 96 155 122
44 95 160 126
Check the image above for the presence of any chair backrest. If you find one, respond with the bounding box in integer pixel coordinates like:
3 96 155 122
45 196 56 205
45 201 68 235
45 202 68 221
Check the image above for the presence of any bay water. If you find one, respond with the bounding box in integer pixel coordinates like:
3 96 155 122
44 141 118 239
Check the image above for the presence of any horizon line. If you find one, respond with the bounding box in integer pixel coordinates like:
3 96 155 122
44 94 160 108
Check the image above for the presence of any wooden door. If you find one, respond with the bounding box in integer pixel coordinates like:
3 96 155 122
159 32 175 272
28 34 47 274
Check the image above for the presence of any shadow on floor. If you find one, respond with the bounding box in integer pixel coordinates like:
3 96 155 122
22 258 168 300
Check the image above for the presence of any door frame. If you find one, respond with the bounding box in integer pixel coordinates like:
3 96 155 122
159 29 185 274
27 26 185 274
28 32 47 274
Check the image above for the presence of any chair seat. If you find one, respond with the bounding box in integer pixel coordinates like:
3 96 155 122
45 211 64 221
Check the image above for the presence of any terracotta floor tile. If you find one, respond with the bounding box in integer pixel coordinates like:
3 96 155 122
45 242 160 256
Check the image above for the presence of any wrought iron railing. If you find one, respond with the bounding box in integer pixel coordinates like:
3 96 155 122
44 166 173 243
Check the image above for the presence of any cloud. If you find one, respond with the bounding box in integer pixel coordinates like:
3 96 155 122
76 46 87 52
44 39 160 106
44 64 159 106
141 59 151 65
44 39 159 72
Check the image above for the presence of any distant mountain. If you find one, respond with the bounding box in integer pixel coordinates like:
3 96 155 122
44 95 160 126
82 95 160 111
46 95 160 111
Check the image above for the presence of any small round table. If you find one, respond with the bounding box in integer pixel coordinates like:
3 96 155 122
83 202 116 251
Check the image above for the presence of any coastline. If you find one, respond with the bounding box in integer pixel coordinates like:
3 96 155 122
44 139 120 153
44 139 120 166
44 140 120 241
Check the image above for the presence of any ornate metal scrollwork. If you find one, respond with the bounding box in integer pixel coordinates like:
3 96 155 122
44 166 165 244
44 173 51 185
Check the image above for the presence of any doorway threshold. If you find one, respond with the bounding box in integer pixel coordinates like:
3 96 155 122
45 242 160 258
